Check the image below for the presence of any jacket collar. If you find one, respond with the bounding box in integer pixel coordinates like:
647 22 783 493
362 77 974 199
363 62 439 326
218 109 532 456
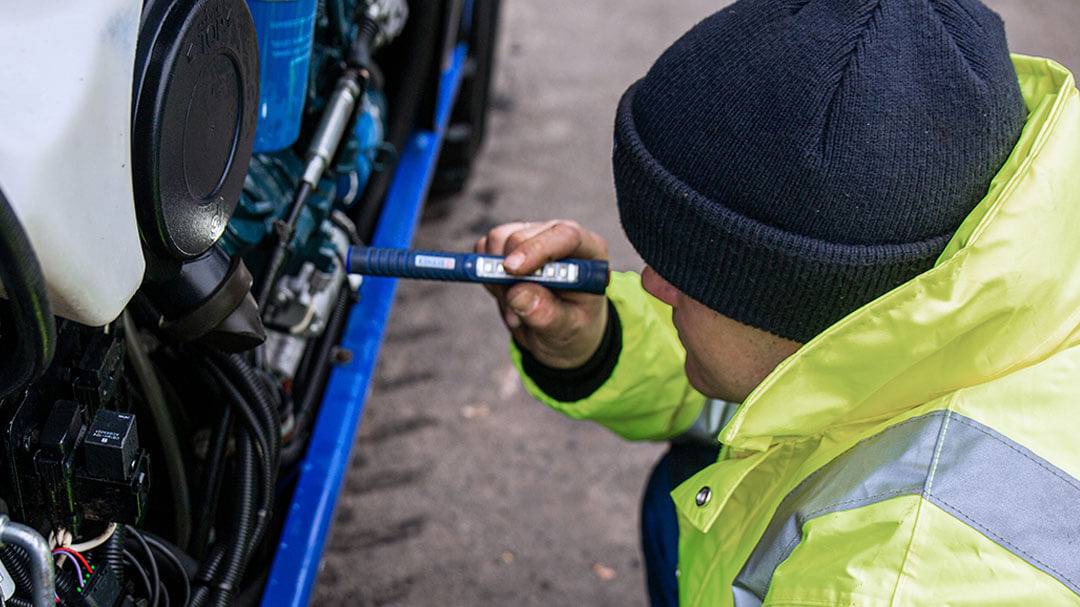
721 56 1080 452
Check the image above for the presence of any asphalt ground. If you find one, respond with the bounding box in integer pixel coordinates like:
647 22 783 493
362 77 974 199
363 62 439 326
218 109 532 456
313 2 1080 605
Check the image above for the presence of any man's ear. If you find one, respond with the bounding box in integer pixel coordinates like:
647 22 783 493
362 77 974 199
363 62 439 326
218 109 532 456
641 266 680 307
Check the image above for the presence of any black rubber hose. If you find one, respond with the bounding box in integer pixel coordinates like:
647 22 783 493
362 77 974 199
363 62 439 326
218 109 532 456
185 354 275 606
185 354 272 583
191 359 271 475
192 406 232 560
7 597 32 607
0 185 55 399
199 365 274 570
346 15 380 69
291 334 318 402
210 352 280 472
326 0 350 48
102 523 125 581
204 363 273 486
209 433 258 607
190 545 226 607
222 362 279 550
255 366 290 419
239 358 282 462
188 358 273 566
0 545 34 595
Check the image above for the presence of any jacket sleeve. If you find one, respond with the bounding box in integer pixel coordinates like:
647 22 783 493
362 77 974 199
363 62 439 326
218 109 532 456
509 271 706 441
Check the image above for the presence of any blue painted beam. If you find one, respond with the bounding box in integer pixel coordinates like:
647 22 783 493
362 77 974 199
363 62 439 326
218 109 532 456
261 43 470 607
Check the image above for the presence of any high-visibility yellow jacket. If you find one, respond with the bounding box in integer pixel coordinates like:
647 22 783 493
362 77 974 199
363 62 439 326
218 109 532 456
511 56 1080 606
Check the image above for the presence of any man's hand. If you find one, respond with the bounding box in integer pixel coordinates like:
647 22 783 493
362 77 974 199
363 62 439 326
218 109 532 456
475 220 609 369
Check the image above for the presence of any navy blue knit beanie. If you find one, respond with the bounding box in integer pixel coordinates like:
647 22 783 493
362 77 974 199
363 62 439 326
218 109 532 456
614 0 1026 342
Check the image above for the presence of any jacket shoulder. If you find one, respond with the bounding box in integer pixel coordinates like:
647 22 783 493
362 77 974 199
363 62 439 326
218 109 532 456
764 493 1080 606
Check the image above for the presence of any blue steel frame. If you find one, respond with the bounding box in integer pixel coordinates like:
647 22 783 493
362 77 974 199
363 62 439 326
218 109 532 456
261 42 470 606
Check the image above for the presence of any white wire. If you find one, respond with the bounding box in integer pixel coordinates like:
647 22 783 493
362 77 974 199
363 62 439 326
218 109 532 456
49 527 73 549
289 298 319 335
49 527 73 551
69 522 118 552
50 527 75 573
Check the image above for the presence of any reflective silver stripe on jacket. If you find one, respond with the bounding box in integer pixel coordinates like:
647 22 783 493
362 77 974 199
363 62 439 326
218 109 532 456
733 410 1080 606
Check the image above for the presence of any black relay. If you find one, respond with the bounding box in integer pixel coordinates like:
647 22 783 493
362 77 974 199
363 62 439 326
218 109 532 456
83 410 139 481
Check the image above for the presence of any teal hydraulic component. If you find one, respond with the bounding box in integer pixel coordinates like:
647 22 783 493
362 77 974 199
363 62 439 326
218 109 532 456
222 89 388 279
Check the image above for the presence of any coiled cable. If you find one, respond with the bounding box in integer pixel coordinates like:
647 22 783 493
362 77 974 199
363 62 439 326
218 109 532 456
0 516 54 607
0 545 34 595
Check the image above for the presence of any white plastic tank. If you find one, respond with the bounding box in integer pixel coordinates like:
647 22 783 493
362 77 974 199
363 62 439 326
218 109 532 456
0 0 146 326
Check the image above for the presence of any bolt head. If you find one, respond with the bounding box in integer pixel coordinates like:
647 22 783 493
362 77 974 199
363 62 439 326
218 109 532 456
331 346 353 365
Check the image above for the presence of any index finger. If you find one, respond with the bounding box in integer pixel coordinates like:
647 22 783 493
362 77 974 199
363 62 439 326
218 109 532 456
482 221 552 257
503 222 607 275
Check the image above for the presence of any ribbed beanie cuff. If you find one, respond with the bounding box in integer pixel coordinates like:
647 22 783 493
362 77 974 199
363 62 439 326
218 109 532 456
614 83 953 343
